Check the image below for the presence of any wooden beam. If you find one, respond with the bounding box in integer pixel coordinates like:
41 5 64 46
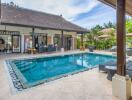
116 0 126 76
32 27 35 48
61 30 64 48
81 34 84 47
0 0 1 19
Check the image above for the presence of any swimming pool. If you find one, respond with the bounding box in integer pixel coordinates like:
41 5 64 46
7 53 116 89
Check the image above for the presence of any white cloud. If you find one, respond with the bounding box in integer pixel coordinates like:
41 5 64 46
74 7 116 29
2 0 100 21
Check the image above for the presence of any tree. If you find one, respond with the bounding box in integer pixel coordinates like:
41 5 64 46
103 21 116 29
84 25 103 48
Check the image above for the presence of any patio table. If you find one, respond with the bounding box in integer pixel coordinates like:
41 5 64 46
27 48 37 54
105 66 117 81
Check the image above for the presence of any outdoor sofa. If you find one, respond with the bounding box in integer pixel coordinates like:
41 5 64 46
47 45 56 52
38 44 56 53
38 45 47 53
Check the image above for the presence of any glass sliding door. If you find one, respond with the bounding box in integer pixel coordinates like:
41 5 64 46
24 35 33 52
67 37 72 50
37 35 47 45
64 35 72 50
0 35 12 53
34 35 47 49
12 35 21 53
54 35 61 50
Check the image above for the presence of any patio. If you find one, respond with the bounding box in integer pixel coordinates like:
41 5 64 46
0 51 127 100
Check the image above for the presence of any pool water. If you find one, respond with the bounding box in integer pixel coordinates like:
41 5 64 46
9 53 116 88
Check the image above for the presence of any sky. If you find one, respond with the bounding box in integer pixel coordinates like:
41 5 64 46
2 0 116 29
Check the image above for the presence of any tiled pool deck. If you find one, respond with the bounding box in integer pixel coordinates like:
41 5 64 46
0 50 130 100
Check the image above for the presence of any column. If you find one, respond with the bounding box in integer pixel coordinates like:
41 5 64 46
72 37 74 50
116 0 126 76
112 1 131 100
51 34 54 45
21 34 24 53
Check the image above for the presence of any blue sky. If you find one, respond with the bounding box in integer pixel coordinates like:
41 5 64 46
2 0 116 29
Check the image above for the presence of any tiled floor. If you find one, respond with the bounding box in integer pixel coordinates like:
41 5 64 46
0 51 128 100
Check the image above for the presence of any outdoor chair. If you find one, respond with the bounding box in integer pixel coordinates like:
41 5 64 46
126 61 132 78
88 46 95 52
99 60 132 79
0 44 5 52
126 48 132 56
109 46 117 52
99 60 116 72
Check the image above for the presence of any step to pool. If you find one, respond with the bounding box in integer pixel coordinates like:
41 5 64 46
20 63 36 72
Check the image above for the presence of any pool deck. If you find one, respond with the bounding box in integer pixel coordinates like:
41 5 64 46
0 50 130 100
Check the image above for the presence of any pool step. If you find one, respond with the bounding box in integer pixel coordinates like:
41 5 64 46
16 62 33 68
15 61 28 66
20 63 36 72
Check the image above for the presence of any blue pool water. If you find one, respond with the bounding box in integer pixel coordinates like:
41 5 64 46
8 53 116 88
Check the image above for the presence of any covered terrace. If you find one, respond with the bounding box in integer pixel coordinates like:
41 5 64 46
99 0 132 100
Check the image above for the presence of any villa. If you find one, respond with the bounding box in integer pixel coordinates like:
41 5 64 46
0 3 87 53
1 0 132 100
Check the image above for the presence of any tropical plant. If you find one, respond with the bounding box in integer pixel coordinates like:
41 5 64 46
126 18 132 33
77 38 81 49
126 18 132 48
84 22 116 50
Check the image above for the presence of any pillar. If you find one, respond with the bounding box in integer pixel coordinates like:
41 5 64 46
21 34 24 53
116 0 126 76
112 1 131 100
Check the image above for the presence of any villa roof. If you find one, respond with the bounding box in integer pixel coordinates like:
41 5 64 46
0 4 88 33
99 28 115 34
98 0 132 16
126 33 132 37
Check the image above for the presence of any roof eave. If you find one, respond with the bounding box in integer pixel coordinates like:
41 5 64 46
1 22 88 33
98 0 132 16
